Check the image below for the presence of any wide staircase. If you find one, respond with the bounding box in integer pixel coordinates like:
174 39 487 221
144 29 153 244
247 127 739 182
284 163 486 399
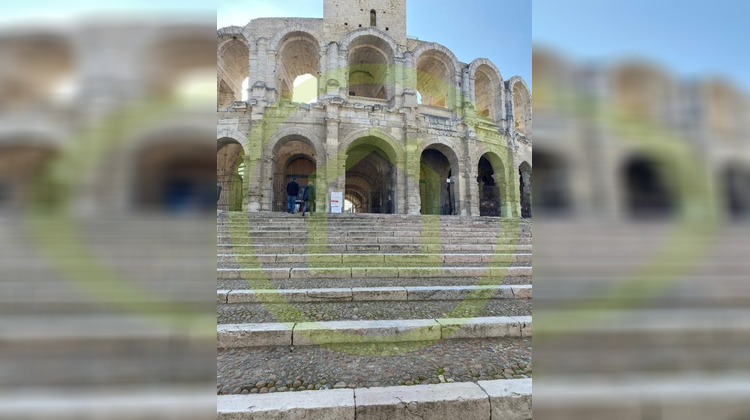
216 212 532 419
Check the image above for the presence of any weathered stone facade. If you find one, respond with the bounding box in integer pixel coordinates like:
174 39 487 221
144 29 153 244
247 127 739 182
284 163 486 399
217 0 532 216
533 47 750 220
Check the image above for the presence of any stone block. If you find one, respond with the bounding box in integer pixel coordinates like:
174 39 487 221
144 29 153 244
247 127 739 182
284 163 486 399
217 389 355 419
511 285 532 299
217 290 229 303
477 379 532 420
342 254 385 264
351 287 407 301
217 323 294 348
305 288 352 302
292 319 441 345
290 267 351 279
355 382 490 420
437 316 522 339
513 316 532 337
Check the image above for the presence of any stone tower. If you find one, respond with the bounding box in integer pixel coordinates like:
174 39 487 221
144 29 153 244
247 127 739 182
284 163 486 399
323 0 407 45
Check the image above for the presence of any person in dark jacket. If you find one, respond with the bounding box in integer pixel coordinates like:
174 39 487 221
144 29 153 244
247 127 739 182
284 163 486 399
286 177 300 214
302 182 315 216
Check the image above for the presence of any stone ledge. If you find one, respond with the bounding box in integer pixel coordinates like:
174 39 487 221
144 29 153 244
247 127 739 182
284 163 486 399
218 389 355 420
217 379 532 420
222 285 528 304
218 317 532 348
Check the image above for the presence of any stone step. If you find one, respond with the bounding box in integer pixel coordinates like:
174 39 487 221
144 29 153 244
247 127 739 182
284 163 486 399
217 316 532 348
218 276 531 290
217 336 531 394
217 379 531 419
218 252 532 268
218 285 531 303
218 298 531 324
217 243 532 253
1 387 214 420
217 236 532 245
217 266 531 280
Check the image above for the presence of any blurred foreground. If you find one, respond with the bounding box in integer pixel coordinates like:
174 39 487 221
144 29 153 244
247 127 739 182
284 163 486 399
0 11 216 420
533 45 750 418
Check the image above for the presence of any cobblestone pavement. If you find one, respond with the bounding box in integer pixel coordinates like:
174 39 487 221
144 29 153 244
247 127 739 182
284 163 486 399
217 300 532 324
217 337 532 395
218 276 532 290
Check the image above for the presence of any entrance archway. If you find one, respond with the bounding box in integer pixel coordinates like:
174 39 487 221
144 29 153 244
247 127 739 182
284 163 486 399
622 155 675 218
477 153 505 217
0 145 57 210
534 151 571 216
724 164 750 219
345 137 396 214
217 138 244 211
519 161 532 218
272 136 317 212
134 143 216 213
420 147 457 215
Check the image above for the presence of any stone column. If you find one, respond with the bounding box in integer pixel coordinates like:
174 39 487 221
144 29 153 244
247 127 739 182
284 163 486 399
246 127 265 212
404 138 421 215
324 112 342 213
464 132 480 216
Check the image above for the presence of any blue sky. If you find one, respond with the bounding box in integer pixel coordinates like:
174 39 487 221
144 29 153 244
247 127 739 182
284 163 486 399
218 0 531 89
533 0 750 93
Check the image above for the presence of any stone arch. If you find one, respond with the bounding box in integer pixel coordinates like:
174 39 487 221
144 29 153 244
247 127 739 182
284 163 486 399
123 123 216 213
420 140 461 215
0 32 76 109
217 29 250 108
469 58 504 122
272 30 322 103
342 129 403 214
144 30 215 99
476 151 509 217
340 127 403 163
610 62 674 122
519 161 532 218
265 129 323 212
507 76 532 137
412 43 461 109
217 137 245 211
0 133 60 210
216 128 249 155
722 161 750 220
269 25 325 53
620 153 677 219
341 29 398 101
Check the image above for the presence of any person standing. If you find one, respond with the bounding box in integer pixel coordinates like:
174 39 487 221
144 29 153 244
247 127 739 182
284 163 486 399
302 181 315 216
286 177 299 214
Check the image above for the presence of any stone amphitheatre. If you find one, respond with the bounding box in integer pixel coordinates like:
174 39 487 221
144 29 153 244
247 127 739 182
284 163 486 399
217 0 533 418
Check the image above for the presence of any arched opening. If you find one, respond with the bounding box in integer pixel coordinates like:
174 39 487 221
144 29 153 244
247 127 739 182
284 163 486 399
474 64 499 120
291 74 318 103
519 161 532 218
612 64 672 122
512 81 532 135
134 142 216 213
277 32 320 103
477 154 505 217
416 51 453 109
0 145 58 210
149 33 215 101
272 136 317 212
0 34 76 111
622 155 675 219
345 137 396 214
723 164 750 219
370 10 377 27
217 36 250 108
420 147 458 215
347 35 394 100
217 138 245 211
534 151 571 216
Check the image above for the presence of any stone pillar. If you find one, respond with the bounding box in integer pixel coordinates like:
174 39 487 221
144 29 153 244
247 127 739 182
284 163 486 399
324 112 342 213
404 137 421 215
246 127 265 212
464 132 480 216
